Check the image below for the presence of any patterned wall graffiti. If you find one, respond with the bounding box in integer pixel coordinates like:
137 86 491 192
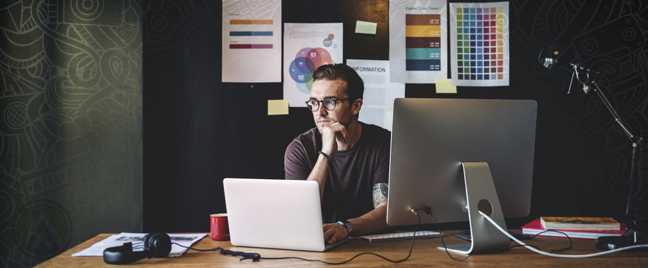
0 0 143 267
516 0 648 222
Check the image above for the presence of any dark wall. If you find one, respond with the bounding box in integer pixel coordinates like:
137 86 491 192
1 0 143 267
143 0 648 234
1 1 646 267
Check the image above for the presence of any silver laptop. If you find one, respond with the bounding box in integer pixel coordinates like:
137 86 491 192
223 178 349 252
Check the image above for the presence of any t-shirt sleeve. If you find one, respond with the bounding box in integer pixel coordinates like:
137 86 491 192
284 138 312 180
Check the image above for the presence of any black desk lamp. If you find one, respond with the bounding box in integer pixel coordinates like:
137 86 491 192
538 47 646 250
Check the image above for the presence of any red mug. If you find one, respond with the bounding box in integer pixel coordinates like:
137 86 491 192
210 213 230 241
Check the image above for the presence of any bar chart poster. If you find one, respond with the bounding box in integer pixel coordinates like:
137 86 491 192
450 2 509 87
222 0 282 82
283 23 343 107
389 0 447 84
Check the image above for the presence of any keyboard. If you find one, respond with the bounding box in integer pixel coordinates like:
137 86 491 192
357 230 443 242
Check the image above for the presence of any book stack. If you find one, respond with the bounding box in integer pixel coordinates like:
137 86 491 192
521 217 625 239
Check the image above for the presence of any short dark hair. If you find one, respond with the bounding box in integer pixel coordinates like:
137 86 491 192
312 64 364 101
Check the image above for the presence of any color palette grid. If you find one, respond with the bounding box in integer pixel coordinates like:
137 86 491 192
405 14 441 71
449 1 509 87
456 7 504 81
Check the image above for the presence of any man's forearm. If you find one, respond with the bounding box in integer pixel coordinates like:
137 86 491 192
347 205 392 237
307 154 329 202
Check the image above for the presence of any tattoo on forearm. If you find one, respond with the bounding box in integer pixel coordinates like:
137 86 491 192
373 183 389 208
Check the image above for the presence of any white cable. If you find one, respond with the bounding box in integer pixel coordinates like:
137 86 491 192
479 211 648 258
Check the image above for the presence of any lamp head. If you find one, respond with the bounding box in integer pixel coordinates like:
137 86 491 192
538 45 570 70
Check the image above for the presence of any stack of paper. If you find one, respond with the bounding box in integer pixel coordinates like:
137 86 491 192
72 233 206 257
521 219 624 239
540 216 620 231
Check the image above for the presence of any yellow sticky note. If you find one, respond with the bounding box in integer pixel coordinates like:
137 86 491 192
268 100 289 115
355 20 377 35
435 79 457 94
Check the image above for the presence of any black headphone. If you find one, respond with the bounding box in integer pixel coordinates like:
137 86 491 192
103 232 172 264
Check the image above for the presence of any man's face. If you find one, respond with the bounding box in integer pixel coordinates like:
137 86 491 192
309 79 359 134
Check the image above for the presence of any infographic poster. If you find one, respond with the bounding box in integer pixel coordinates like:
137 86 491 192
283 23 343 107
450 2 509 86
389 0 447 84
222 0 282 83
347 60 405 131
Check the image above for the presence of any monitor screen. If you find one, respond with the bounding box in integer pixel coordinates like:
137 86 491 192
387 98 537 227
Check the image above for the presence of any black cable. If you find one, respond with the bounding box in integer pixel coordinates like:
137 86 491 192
263 213 421 264
173 243 222 252
175 213 424 264
421 206 472 261
174 243 262 261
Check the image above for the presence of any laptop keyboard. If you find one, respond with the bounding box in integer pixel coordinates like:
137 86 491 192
358 230 443 242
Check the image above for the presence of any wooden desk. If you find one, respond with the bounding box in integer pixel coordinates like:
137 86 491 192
37 230 647 267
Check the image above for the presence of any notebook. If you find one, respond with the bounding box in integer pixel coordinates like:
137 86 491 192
223 178 349 252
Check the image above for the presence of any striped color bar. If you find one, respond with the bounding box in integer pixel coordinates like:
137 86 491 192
406 15 441 25
229 44 273 49
230 31 273 36
406 48 441 60
406 37 441 48
230 20 273 24
406 60 441 70
405 26 441 37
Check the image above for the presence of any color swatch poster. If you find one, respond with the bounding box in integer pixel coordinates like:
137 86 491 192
450 2 509 87
222 0 282 83
283 23 343 107
389 0 447 84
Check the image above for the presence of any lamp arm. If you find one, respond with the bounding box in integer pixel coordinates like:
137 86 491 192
588 83 644 229
590 83 638 144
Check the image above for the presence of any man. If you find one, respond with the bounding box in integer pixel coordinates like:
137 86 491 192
284 64 392 244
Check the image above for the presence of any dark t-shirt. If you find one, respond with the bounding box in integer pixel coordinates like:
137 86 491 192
284 122 391 223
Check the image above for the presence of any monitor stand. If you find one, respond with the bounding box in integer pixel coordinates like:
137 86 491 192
438 162 511 255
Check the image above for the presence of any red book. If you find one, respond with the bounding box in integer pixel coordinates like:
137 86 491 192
521 218 625 240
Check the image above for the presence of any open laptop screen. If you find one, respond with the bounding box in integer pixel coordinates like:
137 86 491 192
223 178 347 252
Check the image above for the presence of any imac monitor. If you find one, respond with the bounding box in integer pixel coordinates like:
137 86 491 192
386 98 537 254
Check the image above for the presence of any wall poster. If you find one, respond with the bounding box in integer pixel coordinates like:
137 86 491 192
347 59 405 131
222 0 282 82
450 2 510 86
389 0 448 84
283 23 343 107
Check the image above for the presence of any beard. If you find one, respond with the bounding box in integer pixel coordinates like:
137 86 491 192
314 108 355 134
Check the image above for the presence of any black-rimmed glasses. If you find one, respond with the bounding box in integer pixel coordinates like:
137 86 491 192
305 98 351 112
